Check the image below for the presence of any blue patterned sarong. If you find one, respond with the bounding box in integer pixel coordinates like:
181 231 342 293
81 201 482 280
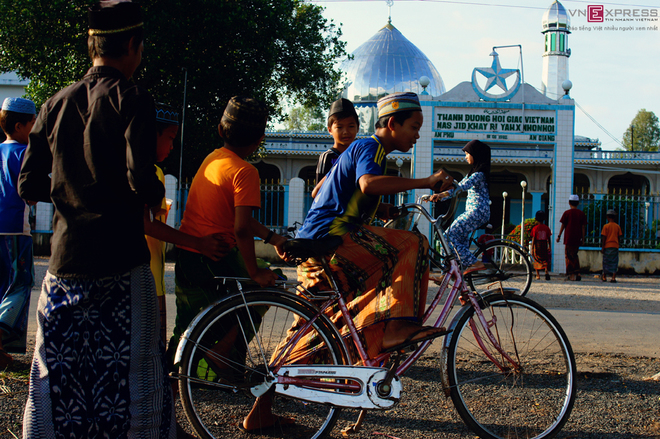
23 264 175 439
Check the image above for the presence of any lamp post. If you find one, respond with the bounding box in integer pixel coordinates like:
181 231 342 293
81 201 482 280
520 181 527 249
491 45 525 126
502 191 508 238
177 67 188 227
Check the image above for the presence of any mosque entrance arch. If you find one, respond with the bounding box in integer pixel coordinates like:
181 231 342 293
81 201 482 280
253 161 281 183
574 173 590 195
490 170 527 233
608 172 650 195
298 166 316 186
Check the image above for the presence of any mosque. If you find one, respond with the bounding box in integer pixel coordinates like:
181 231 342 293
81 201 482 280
255 0 660 273
7 1 658 272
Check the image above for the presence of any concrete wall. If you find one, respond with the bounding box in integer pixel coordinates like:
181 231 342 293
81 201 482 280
578 249 660 275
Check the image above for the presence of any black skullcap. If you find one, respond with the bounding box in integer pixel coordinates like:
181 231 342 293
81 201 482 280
155 102 179 125
328 98 358 120
221 96 268 130
88 1 144 36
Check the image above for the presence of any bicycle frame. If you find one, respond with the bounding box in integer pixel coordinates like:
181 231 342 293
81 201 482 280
175 198 524 407
267 198 522 390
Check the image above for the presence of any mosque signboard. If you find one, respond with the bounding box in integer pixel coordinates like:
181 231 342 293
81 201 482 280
433 107 558 143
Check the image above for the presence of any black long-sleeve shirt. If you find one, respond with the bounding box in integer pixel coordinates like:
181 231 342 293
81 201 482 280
19 66 164 278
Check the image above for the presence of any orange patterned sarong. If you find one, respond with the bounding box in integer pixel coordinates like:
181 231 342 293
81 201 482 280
280 225 430 364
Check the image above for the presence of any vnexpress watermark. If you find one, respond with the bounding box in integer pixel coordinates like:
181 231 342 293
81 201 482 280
568 5 658 31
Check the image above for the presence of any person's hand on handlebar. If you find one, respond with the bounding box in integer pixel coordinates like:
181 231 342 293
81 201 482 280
428 191 451 203
376 202 401 220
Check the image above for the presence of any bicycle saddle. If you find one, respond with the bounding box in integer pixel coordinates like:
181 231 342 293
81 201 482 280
283 236 343 260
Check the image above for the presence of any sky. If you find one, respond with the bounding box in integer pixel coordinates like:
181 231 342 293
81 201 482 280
312 0 660 150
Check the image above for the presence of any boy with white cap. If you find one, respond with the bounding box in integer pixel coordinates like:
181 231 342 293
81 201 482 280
0 97 36 368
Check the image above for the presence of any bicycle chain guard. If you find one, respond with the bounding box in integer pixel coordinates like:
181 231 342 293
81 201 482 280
274 365 402 410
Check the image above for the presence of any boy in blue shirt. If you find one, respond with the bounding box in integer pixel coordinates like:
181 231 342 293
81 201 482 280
295 92 452 360
0 97 36 368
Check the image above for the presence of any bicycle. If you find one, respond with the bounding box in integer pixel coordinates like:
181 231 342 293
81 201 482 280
386 192 534 296
173 196 576 439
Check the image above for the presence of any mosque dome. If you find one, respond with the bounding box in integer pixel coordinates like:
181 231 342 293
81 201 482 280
339 22 445 102
542 1 570 32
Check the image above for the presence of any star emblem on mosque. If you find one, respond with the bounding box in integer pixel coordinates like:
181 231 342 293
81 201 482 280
471 54 521 102
475 54 517 92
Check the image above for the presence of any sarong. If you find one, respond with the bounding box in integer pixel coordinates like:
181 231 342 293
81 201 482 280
602 247 619 275
532 240 550 271
564 245 581 275
283 225 430 363
23 264 175 439
0 235 34 353
446 208 490 267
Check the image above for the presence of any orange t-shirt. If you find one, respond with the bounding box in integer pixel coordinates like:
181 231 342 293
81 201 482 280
601 221 622 249
179 148 260 252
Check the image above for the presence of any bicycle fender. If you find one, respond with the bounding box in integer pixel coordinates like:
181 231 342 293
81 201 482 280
440 305 472 397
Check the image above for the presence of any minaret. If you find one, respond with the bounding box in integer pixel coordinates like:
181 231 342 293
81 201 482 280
541 1 571 100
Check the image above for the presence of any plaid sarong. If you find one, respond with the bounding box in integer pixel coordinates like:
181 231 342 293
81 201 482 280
602 247 619 275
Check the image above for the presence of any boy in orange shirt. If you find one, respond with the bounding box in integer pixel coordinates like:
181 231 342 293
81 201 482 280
600 209 622 283
169 96 287 358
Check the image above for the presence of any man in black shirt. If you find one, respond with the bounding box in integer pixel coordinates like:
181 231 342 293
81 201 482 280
19 2 174 437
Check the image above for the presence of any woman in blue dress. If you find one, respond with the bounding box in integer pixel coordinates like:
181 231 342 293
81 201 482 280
431 140 491 274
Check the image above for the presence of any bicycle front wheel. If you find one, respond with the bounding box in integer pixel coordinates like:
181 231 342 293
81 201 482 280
471 240 533 296
178 291 347 439
447 293 576 439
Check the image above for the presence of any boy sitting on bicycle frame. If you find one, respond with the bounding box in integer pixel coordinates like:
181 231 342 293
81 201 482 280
291 92 452 363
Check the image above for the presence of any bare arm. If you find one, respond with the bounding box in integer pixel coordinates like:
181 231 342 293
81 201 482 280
143 208 229 261
556 224 566 242
234 206 287 286
359 168 449 196
311 175 326 198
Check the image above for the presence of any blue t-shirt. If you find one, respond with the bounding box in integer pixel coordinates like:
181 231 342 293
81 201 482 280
297 136 387 239
0 140 30 234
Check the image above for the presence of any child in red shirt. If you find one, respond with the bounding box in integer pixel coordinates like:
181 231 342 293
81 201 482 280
531 210 552 280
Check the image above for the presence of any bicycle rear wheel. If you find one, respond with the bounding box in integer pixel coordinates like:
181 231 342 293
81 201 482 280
470 240 533 296
446 293 576 439
178 291 347 439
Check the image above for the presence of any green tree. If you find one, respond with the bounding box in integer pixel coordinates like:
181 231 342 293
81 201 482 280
0 0 347 178
283 106 325 131
622 109 660 152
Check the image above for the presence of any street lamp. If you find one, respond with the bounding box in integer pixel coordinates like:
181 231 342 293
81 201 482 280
520 181 527 249
501 191 508 238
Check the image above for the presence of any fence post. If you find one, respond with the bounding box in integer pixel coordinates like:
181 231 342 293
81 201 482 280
288 177 306 230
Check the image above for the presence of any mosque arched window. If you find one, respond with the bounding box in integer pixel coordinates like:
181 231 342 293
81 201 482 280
551 34 556 51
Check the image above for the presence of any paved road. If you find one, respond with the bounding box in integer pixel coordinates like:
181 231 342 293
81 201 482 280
28 258 660 358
